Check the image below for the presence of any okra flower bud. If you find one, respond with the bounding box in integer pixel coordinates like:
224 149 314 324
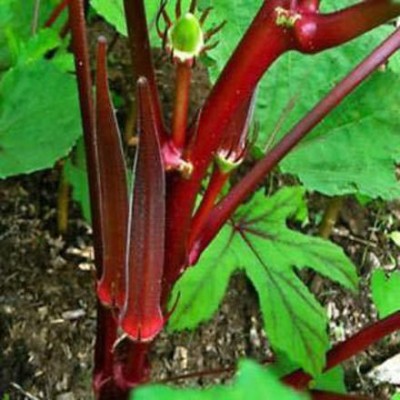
157 0 225 65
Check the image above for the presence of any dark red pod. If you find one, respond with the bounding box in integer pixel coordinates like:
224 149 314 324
119 77 166 342
95 37 129 309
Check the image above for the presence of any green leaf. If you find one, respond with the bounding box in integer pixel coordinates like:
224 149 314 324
89 0 163 41
312 367 347 395
0 59 81 177
389 231 400 248
268 352 346 394
132 360 309 400
0 0 64 70
169 187 358 376
278 70 400 200
392 394 400 400
198 0 262 81
371 269 400 318
90 0 127 36
16 28 60 66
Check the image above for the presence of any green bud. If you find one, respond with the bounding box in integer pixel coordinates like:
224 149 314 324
215 153 243 174
168 13 204 62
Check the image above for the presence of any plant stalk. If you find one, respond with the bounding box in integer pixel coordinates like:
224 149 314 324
283 311 400 389
310 391 371 400
172 63 192 149
93 305 118 395
44 0 68 27
68 1 121 396
57 168 70 234
68 0 103 265
163 0 292 295
123 0 166 141
310 196 344 293
293 0 400 53
188 167 229 249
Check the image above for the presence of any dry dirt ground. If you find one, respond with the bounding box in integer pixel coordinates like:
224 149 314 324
1 171 400 400
1 19 400 400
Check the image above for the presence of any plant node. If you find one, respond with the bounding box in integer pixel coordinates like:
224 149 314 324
162 141 194 178
177 159 194 178
275 7 301 28
215 149 244 174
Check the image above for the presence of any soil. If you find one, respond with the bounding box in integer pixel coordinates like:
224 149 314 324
1 18 400 400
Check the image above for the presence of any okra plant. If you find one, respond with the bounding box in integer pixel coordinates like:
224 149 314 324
67 0 400 399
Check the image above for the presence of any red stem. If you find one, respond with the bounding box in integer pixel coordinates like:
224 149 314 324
44 0 69 27
163 0 292 296
309 391 371 400
188 167 229 251
93 305 118 395
284 311 400 389
68 1 119 396
190 24 400 262
293 0 400 53
68 0 103 269
123 0 166 143
113 341 151 391
172 63 192 149
298 0 320 12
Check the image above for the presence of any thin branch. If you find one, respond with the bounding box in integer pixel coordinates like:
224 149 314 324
156 356 275 384
157 365 234 384
294 0 400 53
188 167 230 250
310 390 371 400
284 311 400 389
68 2 117 395
310 196 344 293
44 0 69 27
123 0 166 141
68 0 103 272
